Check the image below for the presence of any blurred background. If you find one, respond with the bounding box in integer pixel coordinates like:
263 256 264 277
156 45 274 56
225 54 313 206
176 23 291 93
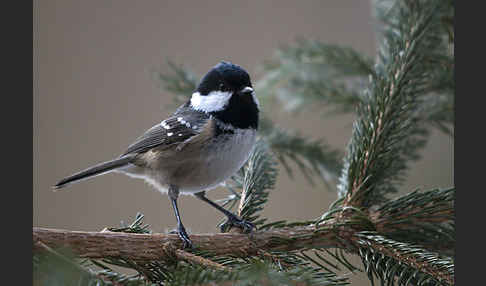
33 1 453 284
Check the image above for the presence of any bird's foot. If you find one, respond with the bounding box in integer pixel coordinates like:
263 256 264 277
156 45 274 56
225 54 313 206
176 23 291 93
169 225 192 249
220 215 255 233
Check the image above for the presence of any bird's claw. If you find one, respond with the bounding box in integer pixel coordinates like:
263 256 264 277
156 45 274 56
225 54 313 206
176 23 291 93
170 225 193 249
220 215 255 233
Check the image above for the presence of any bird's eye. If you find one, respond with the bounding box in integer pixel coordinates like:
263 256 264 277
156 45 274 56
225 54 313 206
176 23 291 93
219 83 227 91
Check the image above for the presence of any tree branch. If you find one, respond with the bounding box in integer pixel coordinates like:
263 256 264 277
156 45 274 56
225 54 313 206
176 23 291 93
34 199 454 285
33 193 454 262
33 225 344 262
339 0 449 209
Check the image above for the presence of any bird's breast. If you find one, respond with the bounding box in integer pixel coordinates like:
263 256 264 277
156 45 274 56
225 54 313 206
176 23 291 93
172 128 257 193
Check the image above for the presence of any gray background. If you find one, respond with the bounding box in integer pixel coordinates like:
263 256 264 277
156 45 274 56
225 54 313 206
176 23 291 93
33 1 453 284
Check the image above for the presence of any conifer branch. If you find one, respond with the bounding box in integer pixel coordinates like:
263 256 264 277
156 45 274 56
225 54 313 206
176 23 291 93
371 188 454 255
236 139 277 227
260 118 342 187
34 198 448 263
354 232 453 285
35 240 93 277
153 60 197 108
256 40 373 115
34 241 130 285
338 0 449 208
169 246 229 271
166 260 348 286
33 225 344 262
34 200 453 284
256 36 453 134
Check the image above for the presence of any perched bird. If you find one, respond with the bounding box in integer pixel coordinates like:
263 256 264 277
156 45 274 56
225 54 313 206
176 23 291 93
54 61 259 248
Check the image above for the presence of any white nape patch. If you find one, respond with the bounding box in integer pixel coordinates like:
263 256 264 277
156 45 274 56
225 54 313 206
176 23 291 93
167 132 173 137
251 91 260 108
241 86 253 93
241 86 259 109
190 91 232 113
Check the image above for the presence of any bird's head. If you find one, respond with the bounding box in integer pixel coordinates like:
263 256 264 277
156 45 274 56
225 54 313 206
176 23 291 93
190 61 259 129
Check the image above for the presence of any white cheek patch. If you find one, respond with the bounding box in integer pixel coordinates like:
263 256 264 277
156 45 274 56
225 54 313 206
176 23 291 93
190 91 233 113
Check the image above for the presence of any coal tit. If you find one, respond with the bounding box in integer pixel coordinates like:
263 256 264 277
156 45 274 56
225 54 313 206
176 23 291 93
54 61 259 248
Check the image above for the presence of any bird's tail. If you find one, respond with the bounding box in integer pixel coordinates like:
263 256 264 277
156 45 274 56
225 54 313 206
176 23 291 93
53 155 135 190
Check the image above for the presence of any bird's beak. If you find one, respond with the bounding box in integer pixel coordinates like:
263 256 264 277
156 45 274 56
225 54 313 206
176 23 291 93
240 86 254 94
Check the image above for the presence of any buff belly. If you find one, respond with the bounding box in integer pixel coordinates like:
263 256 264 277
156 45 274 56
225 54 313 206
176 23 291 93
118 129 256 195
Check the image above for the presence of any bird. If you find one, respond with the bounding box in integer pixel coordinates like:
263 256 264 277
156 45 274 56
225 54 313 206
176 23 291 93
54 61 260 248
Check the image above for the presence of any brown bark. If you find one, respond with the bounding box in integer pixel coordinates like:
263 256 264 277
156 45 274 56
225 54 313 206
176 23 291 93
33 224 342 262
33 205 454 285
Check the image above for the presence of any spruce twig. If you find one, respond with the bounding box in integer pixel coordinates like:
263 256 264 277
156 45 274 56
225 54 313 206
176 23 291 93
338 0 450 208
153 60 198 108
260 118 343 187
371 188 455 256
169 246 229 271
236 139 278 227
256 40 374 113
354 232 453 285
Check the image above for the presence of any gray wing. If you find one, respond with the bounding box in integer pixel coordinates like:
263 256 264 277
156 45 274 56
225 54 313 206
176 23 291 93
120 107 209 156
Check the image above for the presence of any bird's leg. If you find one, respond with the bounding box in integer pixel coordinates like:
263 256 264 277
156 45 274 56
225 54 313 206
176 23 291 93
194 191 254 233
168 185 192 249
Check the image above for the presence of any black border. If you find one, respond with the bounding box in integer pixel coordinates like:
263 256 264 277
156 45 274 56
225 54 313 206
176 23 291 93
455 1 471 284
4 1 33 285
